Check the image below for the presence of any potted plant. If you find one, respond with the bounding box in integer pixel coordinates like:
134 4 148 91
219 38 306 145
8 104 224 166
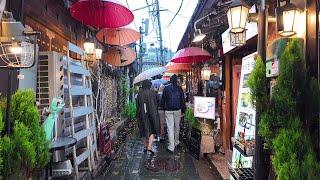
0 89 49 179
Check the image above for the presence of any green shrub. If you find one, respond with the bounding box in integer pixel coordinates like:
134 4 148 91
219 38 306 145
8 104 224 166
247 56 269 112
122 102 137 120
0 107 3 174
185 108 200 129
272 121 320 180
0 89 49 178
248 39 320 179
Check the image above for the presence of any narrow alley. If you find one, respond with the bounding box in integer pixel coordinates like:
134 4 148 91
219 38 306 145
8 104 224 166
97 130 222 180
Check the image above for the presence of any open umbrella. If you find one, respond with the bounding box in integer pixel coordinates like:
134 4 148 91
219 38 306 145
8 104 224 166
133 67 167 85
171 47 212 63
151 79 168 89
70 0 134 28
166 62 191 73
104 46 136 67
96 26 140 46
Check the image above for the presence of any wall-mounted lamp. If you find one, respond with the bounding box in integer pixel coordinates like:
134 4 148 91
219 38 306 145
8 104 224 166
278 3 302 37
192 29 206 42
227 0 250 33
201 64 211 81
84 40 95 55
192 10 218 43
9 40 22 54
95 48 102 60
229 30 246 46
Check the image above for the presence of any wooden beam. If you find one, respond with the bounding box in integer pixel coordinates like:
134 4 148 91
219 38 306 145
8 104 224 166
306 0 319 78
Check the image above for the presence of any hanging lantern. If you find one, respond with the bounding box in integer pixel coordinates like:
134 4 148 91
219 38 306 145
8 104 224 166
278 3 302 37
227 0 250 33
201 64 211 81
95 48 102 60
229 30 246 46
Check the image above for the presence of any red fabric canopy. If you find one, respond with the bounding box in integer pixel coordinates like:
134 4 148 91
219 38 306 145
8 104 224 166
96 27 140 46
104 46 136 67
171 47 212 63
162 76 171 81
166 62 191 73
70 0 134 28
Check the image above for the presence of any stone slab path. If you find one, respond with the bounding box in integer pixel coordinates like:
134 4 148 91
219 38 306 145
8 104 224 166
98 131 220 180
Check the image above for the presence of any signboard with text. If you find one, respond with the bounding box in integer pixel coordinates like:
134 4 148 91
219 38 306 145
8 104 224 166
194 96 215 120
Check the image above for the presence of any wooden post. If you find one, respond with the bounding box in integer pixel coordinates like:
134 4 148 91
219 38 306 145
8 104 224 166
255 0 269 179
223 55 231 151
306 0 319 158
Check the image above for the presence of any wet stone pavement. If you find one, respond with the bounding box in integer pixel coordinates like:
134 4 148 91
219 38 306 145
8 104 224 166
98 131 219 180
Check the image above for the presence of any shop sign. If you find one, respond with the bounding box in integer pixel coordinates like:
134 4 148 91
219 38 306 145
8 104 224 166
231 52 257 169
194 96 215 119
222 6 258 54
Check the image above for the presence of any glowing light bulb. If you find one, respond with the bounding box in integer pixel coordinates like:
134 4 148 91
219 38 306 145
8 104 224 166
10 42 22 54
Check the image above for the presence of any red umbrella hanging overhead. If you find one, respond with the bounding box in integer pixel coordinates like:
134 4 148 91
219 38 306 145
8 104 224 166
70 0 134 28
166 62 191 73
104 46 136 67
171 47 212 63
96 26 140 46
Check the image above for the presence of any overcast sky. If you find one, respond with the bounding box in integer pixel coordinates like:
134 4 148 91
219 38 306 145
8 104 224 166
125 0 198 52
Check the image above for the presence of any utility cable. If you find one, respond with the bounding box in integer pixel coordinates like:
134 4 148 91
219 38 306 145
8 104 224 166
126 0 139 30
166 0 184 27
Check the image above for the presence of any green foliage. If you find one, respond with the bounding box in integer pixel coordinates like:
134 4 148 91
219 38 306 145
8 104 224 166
185 108 200 129
0 107 3 133
0 89 49 177
272 122 320 180
0 109 3 174
248 39 320 179
122 102 137 120
247 56 269 111
117 76 129 114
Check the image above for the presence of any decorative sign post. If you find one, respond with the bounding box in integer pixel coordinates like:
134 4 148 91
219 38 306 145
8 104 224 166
194 96 216 119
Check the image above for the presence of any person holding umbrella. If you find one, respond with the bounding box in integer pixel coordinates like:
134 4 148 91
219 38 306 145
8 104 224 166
136 80 160 155
161 74 186 153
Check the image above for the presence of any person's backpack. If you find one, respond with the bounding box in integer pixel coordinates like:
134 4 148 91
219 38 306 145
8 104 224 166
167 85 181 110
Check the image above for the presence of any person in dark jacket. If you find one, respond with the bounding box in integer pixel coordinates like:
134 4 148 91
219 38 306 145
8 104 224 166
161 74 186 153
136 80 160 154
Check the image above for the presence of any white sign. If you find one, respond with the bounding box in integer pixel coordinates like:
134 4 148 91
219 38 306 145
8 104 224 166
231 52 257 170
194 96 215 119
222 5 258 54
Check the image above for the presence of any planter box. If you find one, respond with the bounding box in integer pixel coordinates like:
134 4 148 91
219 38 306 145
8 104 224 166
229 167 254 180
187 127 201 160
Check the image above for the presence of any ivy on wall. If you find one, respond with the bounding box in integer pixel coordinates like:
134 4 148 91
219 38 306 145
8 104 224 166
248 39 320 179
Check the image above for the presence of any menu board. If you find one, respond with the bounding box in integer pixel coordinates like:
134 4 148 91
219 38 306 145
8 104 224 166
231 52 257 171
194 96 215 120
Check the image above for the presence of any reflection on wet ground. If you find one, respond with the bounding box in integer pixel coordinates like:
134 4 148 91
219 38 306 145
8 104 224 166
98 132 201 180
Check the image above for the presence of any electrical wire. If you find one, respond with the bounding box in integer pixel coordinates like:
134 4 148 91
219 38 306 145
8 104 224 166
165 9 189 19
166 0 184 27
145 0 156 36
126 0 139 30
